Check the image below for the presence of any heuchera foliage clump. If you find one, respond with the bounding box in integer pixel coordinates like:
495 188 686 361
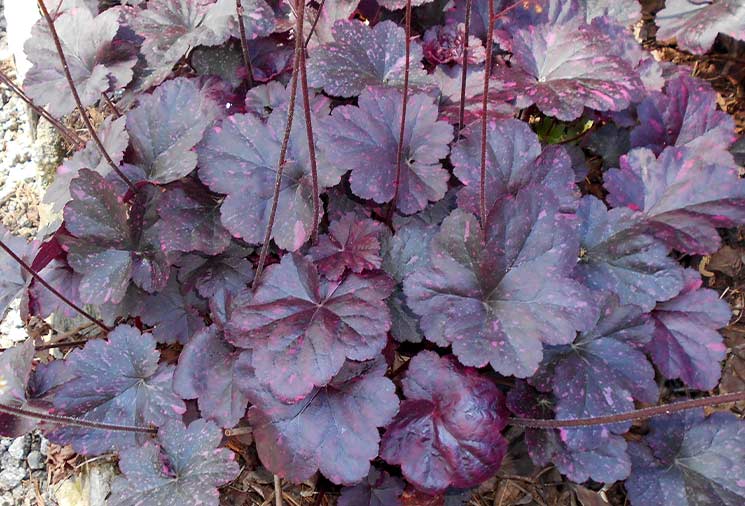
1 0 745 504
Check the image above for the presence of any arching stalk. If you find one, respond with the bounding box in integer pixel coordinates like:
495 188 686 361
235 0 255 87
457 0 472 136
0 402 157 434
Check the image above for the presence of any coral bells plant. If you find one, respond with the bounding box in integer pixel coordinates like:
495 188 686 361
1 0 745 504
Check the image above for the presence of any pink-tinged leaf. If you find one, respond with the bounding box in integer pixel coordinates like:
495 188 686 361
404 191 597 378
173 325 254 428
227 254 394 401
626 409 745 506
451 119 577 214
492 17 644 120
339 467 405 506
605 146 745 254
380 351 509 493
319 87 454 215
422 23 486 66
49 325 185 455
631 74 737 165
533 293 658 449
646 269 731 390
24 8 137 116
378 0 436 9
202 0 275 45
140 273 206 344
507 382 631 483
308 212 385 280
110 418 239 506
575 196 684 311
249 358 399 485
126 77 222 184
655 0 745 54
198 104 342 251
303 0 360 48
306 20 434 97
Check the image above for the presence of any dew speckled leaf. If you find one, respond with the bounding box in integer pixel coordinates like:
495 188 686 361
631 74 737 165
626 409 745 506
306 20 434 97
605 146 745 254
173 325 254 428
24 8 136 116
227 254 394 401
338 467 405 506
303 0 360 48
319 87 453 215
249 358 399 485
308 212 384 280
451 119 577 214
198 105 342 251
404 192 597 378
202 0 275 45
126 77 222 184
49 325 185 455
646 269 731 390
655 0 745 54
109 418 239 506
492 19 644 120
380 351 509 494
575 196 684 311
533 293 658 449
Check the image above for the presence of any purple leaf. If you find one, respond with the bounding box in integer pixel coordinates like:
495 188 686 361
177 245 254 298
110 418 239 506
605 147 745 254
126 77 222 184
140 273 206 344
0 340 36 437
227 254 394 401
244 81 331 120
245 37 294 82
492 18 644 120
24 8 136 116
49 325 185 455
378 0 437 9
451 119 577 214
655 0 745 54
27 259 82 319
306 20 434 97
580 0 642 25
422 23 486 65
338 467 405 506
507 382 631 483
303 0 360 48
404 193 596 377
249 358 399 485
626 409 745 506
319 87 454 214
575 196 684 311
533 293 658 449
646 269 731 390
198 105 343 251
0 227 38 316
202 0 275 45
631 74 737 165
157 184 231 256
62 170 170 304
173 325 253 428
308 212 385 280
380 351 509 493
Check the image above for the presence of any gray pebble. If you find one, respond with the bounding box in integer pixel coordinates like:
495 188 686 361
26 451 44 470
7 436 28 460
0 467 27 491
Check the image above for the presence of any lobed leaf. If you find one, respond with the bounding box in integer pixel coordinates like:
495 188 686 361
655 0 745 54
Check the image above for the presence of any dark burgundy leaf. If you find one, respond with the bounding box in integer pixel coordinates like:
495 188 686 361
227 254 394 401
605 146 745 254
110 418 239 506
404 192 596 377
308 212 384 280
24 8 136 116
306 20 433 97
451 119 577 214
319 87 453 214
177 245 254 298
380 351 508 493
655 0 745 54
338 467 405 506
492 18 644 120
27 259 82 319
198 104 344 251
575 196 684 311
631 74 737 165
0 227 39 316
646 269 731 390
173 325 253 428
422 23 485 65
245 37 294 82
49 325 185 455
0 340 36 437
626 409 745 506
248 358 399 484
140 273 206 344
126 77 222 184
244 81 331 119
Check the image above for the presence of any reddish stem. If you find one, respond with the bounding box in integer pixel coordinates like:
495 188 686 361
299 47 320 244
305 0 327 48
0 402 156 434
457 0 472 135
235 0 255 87
0 238 109 331
252 0 305 289
101 92 122 118
510 391 745 429
37 0 136 194
478 0 495 226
